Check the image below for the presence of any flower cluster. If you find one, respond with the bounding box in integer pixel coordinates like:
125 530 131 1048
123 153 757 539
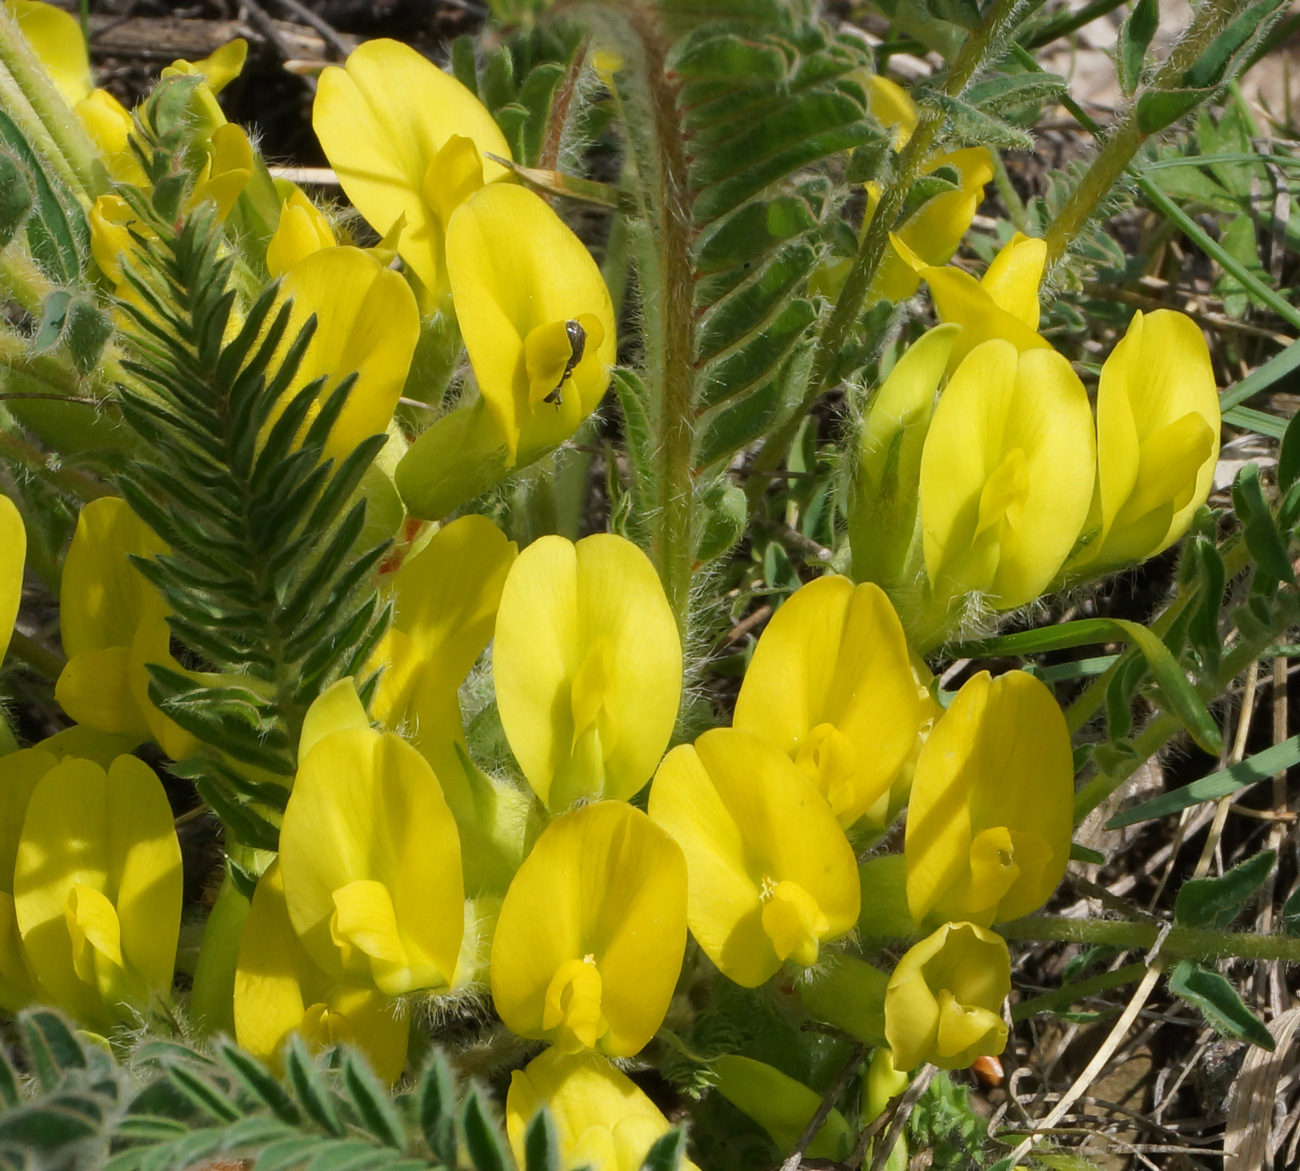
851 232 1221 647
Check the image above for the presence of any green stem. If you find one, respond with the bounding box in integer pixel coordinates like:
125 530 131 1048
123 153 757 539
615 4 696 632
0 248 52 316
1000 914 1300 962
6 629 65 678
748 0 1033 495
1021 0 1129 48
1044 0 1255 264
1011 961 1148 1021
0 4 105 201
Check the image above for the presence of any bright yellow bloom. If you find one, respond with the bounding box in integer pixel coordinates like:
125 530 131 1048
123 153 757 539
494 534 681 812
868 75 918 148
884 922 1010 1072
13 754 181 1032
55 497 196 759
5 0 92 106
1075 309 1220 572
850 323 957 590
894 231 1050 372
0 748 56 1012
734 576 928 828
507 1049 695 1171
73 88 147 186
159 39 247 141
445 183 617 466
266 186 337 277
918 338 1095 616
278 726 464 995
313 38 512 306
491 801 687 1056
0 494 24 668
190 121 254 219
711 1055 851 1160
649 728 859 987
274 245 421 464
90 195 149 286
906 670 1072 927
234 861 408 1084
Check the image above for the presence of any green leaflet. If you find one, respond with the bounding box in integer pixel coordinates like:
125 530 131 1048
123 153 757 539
0 105 86 282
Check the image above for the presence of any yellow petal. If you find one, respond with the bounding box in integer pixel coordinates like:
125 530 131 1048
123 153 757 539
980 232 1047 330
868 75 918 148
1088 310 1221 568
275 245 421 464
59 497 167 661
893 148 994 270
0 748 54 895
6 0 92 106
0 891 35 1013
280 728 464 992
884 921 1010 1071
266 187 337 278
506 1049 679 1171
0 495 25 667
234 861 408 1083
299 676 370 764
735 576 925 826
34 725 142 767
711 1055 852 1160
919 340 1095 609
312 38 511 300
390 513 517 682
14 754 180 1029
445 184 616 465
494 534 680 810
56 646 151 738
905 670 1073 926
190 122 252 219
74 89 148 186
168 38 247 95
648 728 859 988
491 801 687 1057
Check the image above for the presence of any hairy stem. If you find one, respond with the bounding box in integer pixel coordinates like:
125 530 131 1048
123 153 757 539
0 5 105 201
1000 914 1300 962
1044 0 1255 263
748 0 1033 494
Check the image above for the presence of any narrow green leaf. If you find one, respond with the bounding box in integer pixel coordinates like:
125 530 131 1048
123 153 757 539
1118 0 1158 93
1280 408 1300 493
342 1054 404 1148
418 1053 457 1165
165 1064 242 1123
1069 843 1106 864
930 93 1035 149
1169 960 1275 1050
523 1109 560 1171
952 617 1221 754
964 71 1067 111
1175 850 1276 928
20 1010 86 1090
284 1038 343 1136
1233 463 1295 586
217 1042 302 1126
461 1090 512 1171
1282 885 1300 934
1106 734 1300 827
256 1137 323 1171
639 1129 687 1171
0 1104 100 1147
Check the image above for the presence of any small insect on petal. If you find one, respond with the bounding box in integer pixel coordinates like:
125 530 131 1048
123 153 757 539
542 320 588 408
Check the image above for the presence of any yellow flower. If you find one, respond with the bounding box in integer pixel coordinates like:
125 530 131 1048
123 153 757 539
494 534 681 812
884 922 1010 1072
734 576 928 828
0 747 57 1013
90 194 149 287
849 323 957 590
312 38 512 307
13 754 181 1032
648 728 859 987
266 186 337 277
906 670 1072 928
73 88 147 186
234 861 408 1084
445 183 617 467
55 497 197 759
159 39 248 141
272 245 421 464
1075 309 1220 572
278 725 464 995
507 1049 695 1171
894 231 1051 372
868 75 918 148
711 1055 851 1161
190 121 254 220
5 0 92 106
0 494 24 668
918 338 1095 618
491 801 687 1056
